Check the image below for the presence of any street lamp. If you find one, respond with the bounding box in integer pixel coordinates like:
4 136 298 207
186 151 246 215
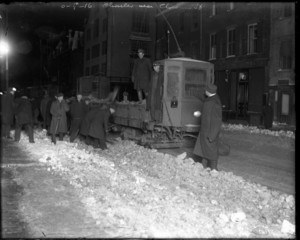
0 40 10 91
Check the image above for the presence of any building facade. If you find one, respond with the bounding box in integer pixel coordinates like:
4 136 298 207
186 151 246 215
269 2 295 125
83 3 157 100
202 2 272 125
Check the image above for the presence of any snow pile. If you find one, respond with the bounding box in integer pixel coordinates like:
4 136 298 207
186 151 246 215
222 123 295 139
17 129 295 238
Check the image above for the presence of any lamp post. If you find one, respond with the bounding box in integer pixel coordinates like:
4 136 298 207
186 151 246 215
0 40 10 91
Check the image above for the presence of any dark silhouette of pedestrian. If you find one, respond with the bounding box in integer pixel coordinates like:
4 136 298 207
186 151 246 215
14 94 34 143
193 84 223 171
1 87 16 139
263 103 274 129
48 93 70 144
40 91 51 130
88 104 115 150
69 93 89 142
148 62 163 120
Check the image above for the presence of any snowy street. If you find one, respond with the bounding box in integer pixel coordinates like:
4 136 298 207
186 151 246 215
1 124 295 238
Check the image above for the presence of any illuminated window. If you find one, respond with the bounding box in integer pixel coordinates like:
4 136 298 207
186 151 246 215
248 23 258 54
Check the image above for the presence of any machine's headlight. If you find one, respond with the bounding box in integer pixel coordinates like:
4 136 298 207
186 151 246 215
194 111 201 117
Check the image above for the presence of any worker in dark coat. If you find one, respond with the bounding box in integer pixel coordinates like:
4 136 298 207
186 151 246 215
79 102 98 145
1 87 16 139
193 84 222 171
263 103 274 129
45 94 56 134
88 105 115 150
48 93 70 144
131 48 152 104
40 91 51 129
69 93 89 142
14 94 34 143
148 62 163 120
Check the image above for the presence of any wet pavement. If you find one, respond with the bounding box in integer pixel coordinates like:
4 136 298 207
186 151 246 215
1 140 33 238
1 138 108 238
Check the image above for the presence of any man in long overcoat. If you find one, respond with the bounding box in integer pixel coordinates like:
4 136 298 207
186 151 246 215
193 84 222 170
1 87 16 139
131 48 152 104
88 105 115 150
14 94 34 143
148 62 163 120
45 94 56 133
79 103 98 145
40 91 50 129
69 93 89 142
48 93 69 144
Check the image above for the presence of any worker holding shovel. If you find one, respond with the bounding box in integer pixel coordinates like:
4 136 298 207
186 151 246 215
49 93 70 144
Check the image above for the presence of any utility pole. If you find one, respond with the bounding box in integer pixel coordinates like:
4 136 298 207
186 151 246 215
167 30 170 58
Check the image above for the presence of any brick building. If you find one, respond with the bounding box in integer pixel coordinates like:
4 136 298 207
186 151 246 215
268 3 295 125
201 2 272 125
83 3 157 100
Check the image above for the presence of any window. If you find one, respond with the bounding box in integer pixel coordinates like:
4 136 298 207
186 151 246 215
248 23 258 54
211 2 216 16
101 63 107 75
279 40 292 69
209 33 217 59
91 44 100 58
86 48 90 60
103 17 108 33
184 69 206 100
86 28 91 41
283 5 292 17
94 18 99 38
132 9 149 33
227 2 234 11
91 65 99 75
227 28 236 56
102 41 107 55
85 67 90 76
179 12 184 32
191 10 199 30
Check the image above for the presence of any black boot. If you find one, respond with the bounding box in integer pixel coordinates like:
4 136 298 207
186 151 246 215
51 134 56 145
209 159 218 171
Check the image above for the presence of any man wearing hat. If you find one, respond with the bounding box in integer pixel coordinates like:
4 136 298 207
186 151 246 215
69 92 89 142
48 92 70 144
148 62 163 120
131 48 152 104
193 83 222 171
14 93 35 143
1 87 16 139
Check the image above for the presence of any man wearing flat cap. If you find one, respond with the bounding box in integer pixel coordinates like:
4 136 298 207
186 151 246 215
193 83 222 171
131 48 152 104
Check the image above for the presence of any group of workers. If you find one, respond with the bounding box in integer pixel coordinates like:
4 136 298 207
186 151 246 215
1 48 223 170
1 87 115 150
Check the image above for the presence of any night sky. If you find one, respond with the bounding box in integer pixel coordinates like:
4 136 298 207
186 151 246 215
0 2 89 90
